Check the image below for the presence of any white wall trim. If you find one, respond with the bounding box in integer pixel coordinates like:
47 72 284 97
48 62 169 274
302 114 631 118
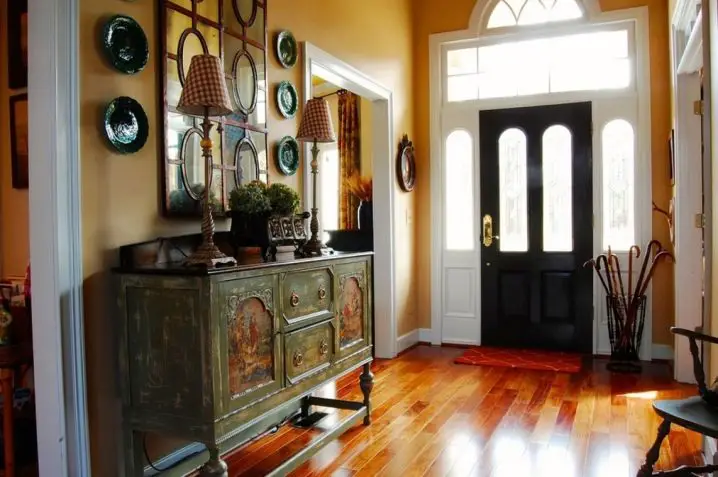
419 328 433 343
396 330 419 354
29 0 90 475
430 7 653 355
302 43 397 358
652 344 675 361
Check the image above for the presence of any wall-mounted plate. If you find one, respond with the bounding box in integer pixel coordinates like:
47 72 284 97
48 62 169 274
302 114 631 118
276 136 300 176
102 14 149 74
276 81 298 119
275 30 298 68
104 96 149 154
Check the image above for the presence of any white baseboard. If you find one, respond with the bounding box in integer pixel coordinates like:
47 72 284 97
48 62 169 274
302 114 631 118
652 344 674 361
419 328 432 343
396 329 419 354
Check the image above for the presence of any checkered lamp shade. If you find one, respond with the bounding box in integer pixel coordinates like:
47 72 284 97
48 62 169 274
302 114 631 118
296 98 336 143
177 55 233 117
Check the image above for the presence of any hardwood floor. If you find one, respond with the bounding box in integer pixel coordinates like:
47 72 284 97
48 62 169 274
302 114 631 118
224 345 701 476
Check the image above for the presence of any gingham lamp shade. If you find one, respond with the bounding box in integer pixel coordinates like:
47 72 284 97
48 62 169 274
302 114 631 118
177 54 233 117
296 98 336 143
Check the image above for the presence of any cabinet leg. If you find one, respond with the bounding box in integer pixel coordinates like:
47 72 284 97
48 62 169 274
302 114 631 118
301 395 312 418
199 446 228 477
359 363 374 425
637 419 670 477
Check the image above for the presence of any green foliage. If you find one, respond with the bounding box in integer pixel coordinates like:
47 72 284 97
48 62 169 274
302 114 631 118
229 181 271 216
266 183 300 216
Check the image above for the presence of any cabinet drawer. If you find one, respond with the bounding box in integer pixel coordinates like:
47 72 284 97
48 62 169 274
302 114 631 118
284 320 334 384
281 267 334 329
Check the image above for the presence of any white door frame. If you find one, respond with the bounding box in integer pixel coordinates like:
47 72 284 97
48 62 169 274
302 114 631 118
429 5 654 360
29 0 90 475
301 43 398 358
671 0 704 383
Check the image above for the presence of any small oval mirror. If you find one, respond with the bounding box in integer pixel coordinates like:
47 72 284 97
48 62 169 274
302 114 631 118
182 128 205 200
235 138 259 184
233 0 257 26
233 51 258 114
177 29 208 86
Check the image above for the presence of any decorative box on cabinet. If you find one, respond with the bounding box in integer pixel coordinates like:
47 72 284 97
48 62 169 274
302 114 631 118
114 240 374 477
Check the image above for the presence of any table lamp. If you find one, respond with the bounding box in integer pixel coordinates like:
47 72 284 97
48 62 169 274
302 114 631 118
177 54 237 267
296 97 336 256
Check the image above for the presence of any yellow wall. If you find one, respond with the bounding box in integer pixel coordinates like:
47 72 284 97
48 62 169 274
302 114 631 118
79 0 415 473
413 0 675 345
0 1 29 279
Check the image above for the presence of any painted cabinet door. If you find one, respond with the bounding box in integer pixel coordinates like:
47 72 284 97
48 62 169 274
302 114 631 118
335 259 371 358
216 274 284 413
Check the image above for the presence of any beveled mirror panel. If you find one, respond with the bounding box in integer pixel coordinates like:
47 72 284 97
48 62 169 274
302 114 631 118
161 0 268 217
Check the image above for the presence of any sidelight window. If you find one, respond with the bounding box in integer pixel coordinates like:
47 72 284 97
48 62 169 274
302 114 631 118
498 128 528 252
602 119 635 250
542 125 573 251
445 130 475 250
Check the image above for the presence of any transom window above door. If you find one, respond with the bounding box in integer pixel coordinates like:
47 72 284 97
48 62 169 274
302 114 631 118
487 0 584 28
445 28 632 102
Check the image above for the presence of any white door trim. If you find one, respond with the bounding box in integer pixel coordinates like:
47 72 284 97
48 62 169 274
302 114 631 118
302 43 397 358
429 7 653 358
29 0 90 475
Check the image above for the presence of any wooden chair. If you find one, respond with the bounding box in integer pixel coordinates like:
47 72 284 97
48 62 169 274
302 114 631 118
638 327 718 476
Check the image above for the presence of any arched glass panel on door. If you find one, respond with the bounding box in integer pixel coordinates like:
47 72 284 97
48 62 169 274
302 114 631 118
602 119 635 250
445 130 474 250
499 128 528 252
542 125 573 251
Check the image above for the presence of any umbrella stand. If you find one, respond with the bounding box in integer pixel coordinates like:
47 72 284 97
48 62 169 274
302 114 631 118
605 293 647 373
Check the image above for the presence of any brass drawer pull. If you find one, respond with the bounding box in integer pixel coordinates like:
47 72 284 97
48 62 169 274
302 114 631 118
318 286 327 301
290 292 300 307
319 339 329 356
293 350 304 367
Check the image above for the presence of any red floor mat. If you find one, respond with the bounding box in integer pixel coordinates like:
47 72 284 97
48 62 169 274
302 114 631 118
454 346 583 373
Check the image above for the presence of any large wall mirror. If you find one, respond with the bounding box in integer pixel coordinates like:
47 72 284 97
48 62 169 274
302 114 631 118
161 0 269 217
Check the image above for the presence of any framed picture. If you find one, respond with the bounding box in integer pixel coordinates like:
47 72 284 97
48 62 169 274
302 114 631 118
10 94 29 190
7 0 28 90
668 128 675 186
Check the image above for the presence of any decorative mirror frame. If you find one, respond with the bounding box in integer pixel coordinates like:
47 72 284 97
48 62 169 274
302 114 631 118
160 0 269 218
397 134 416 192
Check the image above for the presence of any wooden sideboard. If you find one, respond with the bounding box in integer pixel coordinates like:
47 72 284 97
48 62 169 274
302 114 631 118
114 245 374 476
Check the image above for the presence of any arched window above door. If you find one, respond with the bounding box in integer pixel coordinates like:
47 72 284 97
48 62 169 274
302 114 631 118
487 0 584 29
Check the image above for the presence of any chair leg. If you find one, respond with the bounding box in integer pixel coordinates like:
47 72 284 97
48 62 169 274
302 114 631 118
637 419 671 477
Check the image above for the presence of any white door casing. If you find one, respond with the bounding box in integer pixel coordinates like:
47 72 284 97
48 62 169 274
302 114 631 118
671 0 705 383
430 4 653 359
301 43 398 358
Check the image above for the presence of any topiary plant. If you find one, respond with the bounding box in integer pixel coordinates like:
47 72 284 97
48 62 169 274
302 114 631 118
229 181 271 216
266 183 300 216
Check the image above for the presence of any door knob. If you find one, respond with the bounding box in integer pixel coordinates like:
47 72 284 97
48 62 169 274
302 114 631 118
482 214 500 247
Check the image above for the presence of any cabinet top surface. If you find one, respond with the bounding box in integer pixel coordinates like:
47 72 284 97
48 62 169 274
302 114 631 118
114 251 373 276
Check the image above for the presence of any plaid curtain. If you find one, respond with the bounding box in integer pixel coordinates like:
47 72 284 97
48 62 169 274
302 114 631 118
338 91 361 229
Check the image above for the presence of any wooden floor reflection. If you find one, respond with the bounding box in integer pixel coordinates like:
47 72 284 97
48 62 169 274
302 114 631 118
224 345 701 477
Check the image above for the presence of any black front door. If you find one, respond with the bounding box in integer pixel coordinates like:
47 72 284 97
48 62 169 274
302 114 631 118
480 102 593 352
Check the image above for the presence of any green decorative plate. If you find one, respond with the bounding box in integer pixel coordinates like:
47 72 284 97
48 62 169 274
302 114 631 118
103 96 149 154
276 81 298 119
275 30 298 69
102 15 149 74
276 136 300 176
